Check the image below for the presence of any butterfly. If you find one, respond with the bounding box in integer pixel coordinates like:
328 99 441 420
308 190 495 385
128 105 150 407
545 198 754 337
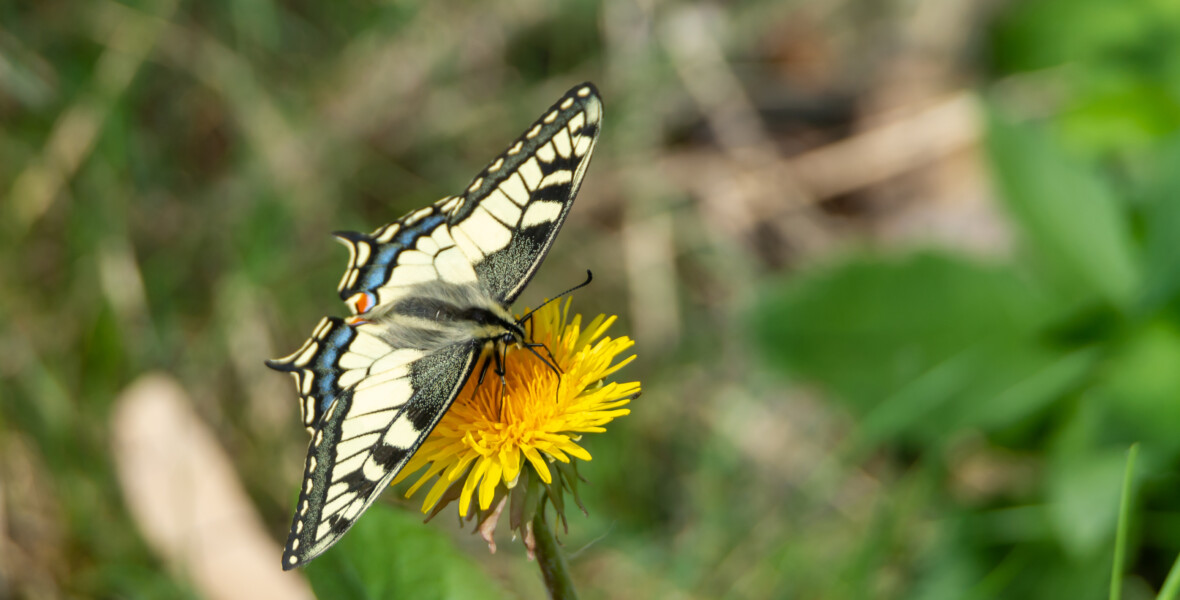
266 83 602 569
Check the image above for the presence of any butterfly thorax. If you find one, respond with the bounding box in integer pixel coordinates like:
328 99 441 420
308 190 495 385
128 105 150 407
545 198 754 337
356 280 525 353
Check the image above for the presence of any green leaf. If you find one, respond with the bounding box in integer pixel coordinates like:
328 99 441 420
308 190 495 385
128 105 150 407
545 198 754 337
1088 321 1180 451
749 251 1078 445
1047 445 1128 558
985 109 1140 308
1139 137 1180 311
304 506 509 600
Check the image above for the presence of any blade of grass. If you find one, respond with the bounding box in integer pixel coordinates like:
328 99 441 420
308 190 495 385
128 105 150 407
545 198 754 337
1110 443 1139 600
1158 552 1180 600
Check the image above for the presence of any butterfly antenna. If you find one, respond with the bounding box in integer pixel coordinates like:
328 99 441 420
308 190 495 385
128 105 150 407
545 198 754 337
518 270 594 325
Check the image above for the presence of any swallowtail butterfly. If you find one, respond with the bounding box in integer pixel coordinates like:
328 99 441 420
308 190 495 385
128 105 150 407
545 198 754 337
267 83 602 569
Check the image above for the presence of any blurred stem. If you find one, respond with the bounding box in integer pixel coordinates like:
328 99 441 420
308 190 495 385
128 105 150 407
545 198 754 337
533 506 578 600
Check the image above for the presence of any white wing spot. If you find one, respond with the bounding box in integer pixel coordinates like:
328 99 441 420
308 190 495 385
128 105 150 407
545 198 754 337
488 157 504 172
507 141 523 155
450 225 485 261
339 350 374 370
350 379 413 415
519 157 543 190
288 556 298 565
398 250 434 265
342 409 392 438
522 200 564 227
403 207 433 226
335 432 382 462
415 234 439 255
467 177 483 193
334 453 366 477
456 207 512 254
363 453 391 481
567 113 585 132
370 349 419 375
482 189 523 224
321 489 354 519
539 170 573 189
355 241 372 267
552 128 572 158
291 539 300 551
430 225 455 250
501 173 529 205
434 247 479 283
374 224 399 243
536 142 556 163
354 369 407 393
577 86 591 97
526 124 542 139
327 482 349 502
384 418 422 448
543 110 558 124
350 330 393 358
386 264 437 286
291 341 320 369
339 368 365 389
341 501 365 524
560 97 574 110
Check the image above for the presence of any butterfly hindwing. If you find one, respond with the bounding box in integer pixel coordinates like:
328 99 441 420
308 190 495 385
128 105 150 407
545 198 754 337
266 317 357 431
446 83 603 303
271 319 481 568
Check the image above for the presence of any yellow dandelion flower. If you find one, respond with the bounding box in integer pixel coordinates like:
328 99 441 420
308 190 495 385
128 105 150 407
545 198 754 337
392 297 639 532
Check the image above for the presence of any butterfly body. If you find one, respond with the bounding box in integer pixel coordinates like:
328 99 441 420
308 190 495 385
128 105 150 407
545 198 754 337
268 83 602 569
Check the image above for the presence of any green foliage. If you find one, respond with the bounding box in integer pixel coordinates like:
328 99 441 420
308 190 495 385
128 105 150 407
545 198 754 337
304 507 508 600
751 12 1180 594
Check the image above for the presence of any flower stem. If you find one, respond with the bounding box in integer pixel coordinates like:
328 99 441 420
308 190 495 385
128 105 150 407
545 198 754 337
533 506 578 600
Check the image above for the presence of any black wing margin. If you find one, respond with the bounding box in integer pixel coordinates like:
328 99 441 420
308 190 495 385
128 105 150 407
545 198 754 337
445 83 603 304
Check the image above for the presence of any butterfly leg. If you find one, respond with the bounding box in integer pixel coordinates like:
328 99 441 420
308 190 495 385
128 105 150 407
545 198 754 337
492 340 511 418
475 348 495 385
522 341 564 402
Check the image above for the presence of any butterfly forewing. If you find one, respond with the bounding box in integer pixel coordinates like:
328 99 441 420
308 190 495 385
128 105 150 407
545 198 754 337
268 83 603 569
447 84 603 303
333 202 478 316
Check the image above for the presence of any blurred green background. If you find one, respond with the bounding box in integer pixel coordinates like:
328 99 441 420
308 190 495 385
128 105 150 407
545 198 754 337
4 0 1180 598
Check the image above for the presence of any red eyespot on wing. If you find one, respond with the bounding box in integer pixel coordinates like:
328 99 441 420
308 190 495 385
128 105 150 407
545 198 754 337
347 292 375 315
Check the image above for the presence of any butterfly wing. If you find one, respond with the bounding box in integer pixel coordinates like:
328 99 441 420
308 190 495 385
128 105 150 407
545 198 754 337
269 82 603 569
268 319 480 569
444 83 602 304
